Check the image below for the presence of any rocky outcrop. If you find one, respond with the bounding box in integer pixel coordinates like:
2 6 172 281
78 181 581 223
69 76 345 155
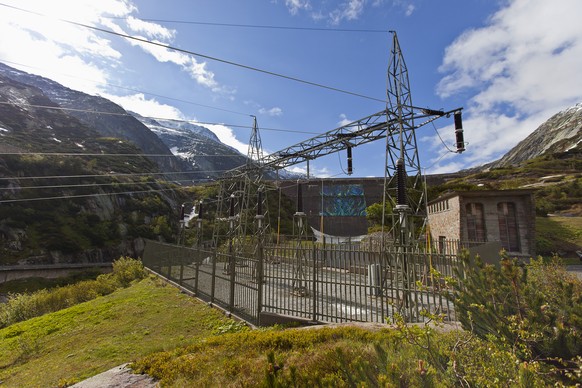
494 103 582 167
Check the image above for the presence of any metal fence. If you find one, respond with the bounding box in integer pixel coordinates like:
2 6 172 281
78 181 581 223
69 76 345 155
142 239 460 326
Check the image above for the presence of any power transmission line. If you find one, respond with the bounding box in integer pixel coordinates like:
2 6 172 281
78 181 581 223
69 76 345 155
0 151 245 158
0 170 221 181
0 179 193 191
0 3 388 104
0 187 180 204
0 58 251 117
106 17 390 33
0 101 320 135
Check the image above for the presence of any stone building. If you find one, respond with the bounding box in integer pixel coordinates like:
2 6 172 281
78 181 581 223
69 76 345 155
427 190 536 258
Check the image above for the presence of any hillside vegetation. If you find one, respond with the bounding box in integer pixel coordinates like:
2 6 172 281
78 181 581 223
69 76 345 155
0 275 236 387
1 257 580 387
433 151 582 215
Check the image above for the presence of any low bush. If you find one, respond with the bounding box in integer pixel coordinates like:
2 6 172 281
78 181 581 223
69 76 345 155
0 257 147 328
453 252 582 385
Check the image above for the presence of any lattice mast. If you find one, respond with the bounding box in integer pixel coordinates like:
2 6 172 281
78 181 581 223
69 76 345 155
212 116 270 250
242 116 270 239
383 31 426 245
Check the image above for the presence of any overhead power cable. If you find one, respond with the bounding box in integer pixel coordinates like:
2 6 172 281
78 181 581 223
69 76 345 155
0 151 245 158
0 178 197 191
0 3 387 104
0 187 179 204
0 58 250 117
0 170 223 181
106 17 390 34
0 101 319 135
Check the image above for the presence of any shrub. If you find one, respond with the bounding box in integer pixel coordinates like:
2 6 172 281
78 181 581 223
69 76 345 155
111 256 148 287
0 257 147 328
453 252 582 384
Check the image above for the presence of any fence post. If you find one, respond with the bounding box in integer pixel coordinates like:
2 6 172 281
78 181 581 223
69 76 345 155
179 253 184 286
195 202 204 295
194 249 200 295
256 221 264 325
228 247 236 313
210 248 217 303
312 244 317 322
166 255 172 280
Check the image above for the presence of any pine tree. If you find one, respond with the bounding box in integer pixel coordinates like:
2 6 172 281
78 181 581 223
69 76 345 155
453 252 582 379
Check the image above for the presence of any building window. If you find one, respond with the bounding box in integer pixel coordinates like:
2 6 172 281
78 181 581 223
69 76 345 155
498 202 520 252
466 203 486 241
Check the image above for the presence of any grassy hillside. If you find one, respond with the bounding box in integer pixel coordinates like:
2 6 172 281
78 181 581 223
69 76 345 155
0 277 235 387
3 275 576 386
537 216 582 260
431 151 582 216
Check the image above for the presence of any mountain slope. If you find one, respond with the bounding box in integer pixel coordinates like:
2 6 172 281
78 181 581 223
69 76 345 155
493 103 582 167
0 71 188 265
0 63 191 177
132 113 248 180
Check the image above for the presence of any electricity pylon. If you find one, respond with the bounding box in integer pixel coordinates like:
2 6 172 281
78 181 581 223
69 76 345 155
383 30 423 246
212 116 270 251
213 32 465 251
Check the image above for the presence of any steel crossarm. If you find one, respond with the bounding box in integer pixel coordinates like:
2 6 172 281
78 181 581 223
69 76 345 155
248 106 459 172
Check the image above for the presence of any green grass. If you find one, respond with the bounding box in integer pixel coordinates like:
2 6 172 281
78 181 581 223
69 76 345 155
536 216 582 261
2 255 578 387
0 277 234 387
131 323 555 387
0 276 569 387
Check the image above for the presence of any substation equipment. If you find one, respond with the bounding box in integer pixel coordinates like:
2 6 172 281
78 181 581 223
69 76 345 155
208 31 465 251
172 32 466 323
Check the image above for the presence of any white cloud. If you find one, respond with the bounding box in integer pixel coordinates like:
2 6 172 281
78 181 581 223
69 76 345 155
286 0 311 15
259 107 283 117
337 113 353 126
404 4 415 16
202 123 249 155
329 0 366 25
101 19 225 93
0 1 126 94
102 93 186 120
287 165 332 178
436 0 582 170
388 0 416 17
126 16 175 41
421 109 554 173
284 0 368 24
0 0 231 102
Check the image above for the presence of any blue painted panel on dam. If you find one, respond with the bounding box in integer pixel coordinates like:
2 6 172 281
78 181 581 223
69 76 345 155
321 184 367 217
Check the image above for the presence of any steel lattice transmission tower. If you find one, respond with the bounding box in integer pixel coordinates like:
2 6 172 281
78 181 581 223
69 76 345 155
212 116 271 251
211 32 465 251
383 31 428 245
244 115 270 240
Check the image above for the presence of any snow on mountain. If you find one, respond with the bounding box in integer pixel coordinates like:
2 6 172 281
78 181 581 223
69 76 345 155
131 112 248 179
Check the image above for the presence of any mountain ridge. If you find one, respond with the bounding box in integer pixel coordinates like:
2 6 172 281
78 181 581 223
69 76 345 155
474 102 582 171
0 62 191 178
131 112 248 180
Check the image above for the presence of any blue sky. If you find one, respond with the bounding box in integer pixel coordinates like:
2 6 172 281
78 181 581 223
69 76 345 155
1 0 581 177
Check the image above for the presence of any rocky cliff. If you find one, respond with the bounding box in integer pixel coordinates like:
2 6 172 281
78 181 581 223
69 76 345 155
492 103 582 168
